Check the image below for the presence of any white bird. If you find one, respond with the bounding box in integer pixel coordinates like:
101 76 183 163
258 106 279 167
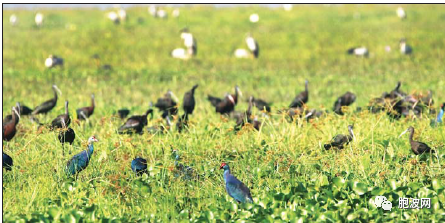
180 28 197 55
10 14 18 26
283 4 293 11
35 13 44 27
117 9 127 21
45 55 64 68
149 5 157 17
249 13 259 23
399 38 413 55
157 9 168 19
234 49 251 58
107 11 120 24
397 7 406 19
171 48 191 60
347 47 369 57
172 9 180 18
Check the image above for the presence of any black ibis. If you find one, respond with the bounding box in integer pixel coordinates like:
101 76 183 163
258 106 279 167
383 81 406 99
19 103 33 116
118 107 154 134
347 47 369 57
2 107 20 141
211 94 236 115
51 101 70 129
333 92 356 115
76 94 95 120
251 97 271 113
3 102 21 125
3 152 13 171
155 90 178 116
324 125 355 150
183 84 198 115
289 80 308 108
399 126 434 155
58 127 75 155
399 38 413 55
45 55 64 68
32 85 62 115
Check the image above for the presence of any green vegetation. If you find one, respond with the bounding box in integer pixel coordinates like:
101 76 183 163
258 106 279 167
3 4 445 222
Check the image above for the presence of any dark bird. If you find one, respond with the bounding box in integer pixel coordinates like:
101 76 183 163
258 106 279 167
66 136 98 177
76 94 95 120
333 92 356 115
131 157 147 175
303 109 326 121
183 84 198 115
3 152 13 171
347 47 369 57
155 90 178 116
3 107 20 141
215 94 236 115
32 85 62 115
220 162 253 203
51 101 71 129
19 103 33 116
399 38 413 55
251 97 271 113
324 125 355 150
118 107 154 134
116 109 130 119
3 102 21 125
235 96 254 131
58 127 75 155
383 81 406 99
289 80 309 108
399 126 434 155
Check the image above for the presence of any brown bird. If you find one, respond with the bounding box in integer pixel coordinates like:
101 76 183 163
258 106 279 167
3 102 21 125
289 80 308 108
333 92 356 115
155 90 178 116
399 126 434 155
214 94 236 115
32 85 62 115
3 107 20 141
51 101 71 129
251 97 271 113
76 94 95 120
324 125 355 150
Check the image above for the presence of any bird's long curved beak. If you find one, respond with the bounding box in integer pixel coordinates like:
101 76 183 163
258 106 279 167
54 85 62 96
170 91 179 103
350 129 355 140
398 129 409 138
13 107 21 120
304 111 313 119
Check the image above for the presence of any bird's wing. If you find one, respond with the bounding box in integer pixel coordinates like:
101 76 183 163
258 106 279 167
122 118 141 128
207 95 222 107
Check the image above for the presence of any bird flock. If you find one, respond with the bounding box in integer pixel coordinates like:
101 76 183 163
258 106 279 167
3 5 444 204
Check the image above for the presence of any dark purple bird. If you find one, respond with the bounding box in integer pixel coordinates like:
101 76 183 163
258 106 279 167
3 152 13 171
131 157 147 175
155 90 178 116
399 126 434 155
183 84 198 115
333 92 356 115
3 107 20 141
58 127 75 155
66 136 98 177
3 102 21 125
220 162 253 203
76 94 95 120
289 80 309 108
118 107 154 134
51 101 70 129
32 85 62 115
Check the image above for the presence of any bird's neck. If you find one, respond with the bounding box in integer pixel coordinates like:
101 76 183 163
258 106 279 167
87 143 94 156
437 109 444 123
53 91 58 101
91 97 95 110
223 168 231 181
409 130 414 142
65 104 69 115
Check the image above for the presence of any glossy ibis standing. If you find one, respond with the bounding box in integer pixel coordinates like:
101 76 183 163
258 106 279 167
51 101 71 129
324 125 355 150
58 118 75 155
183 84 198 115
289 80 308 108
333 92 356 115
3 107 20 141
76 94 95 120
3 152 13 171
118 107 154 134
155 90 178 116
210 94 236 115
399 126 434 155
220 162 253 203
32 85 62 115
131 157 148 175
399 38 413 55
3 102 21 125
66 136 99 177
347 47 369 57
